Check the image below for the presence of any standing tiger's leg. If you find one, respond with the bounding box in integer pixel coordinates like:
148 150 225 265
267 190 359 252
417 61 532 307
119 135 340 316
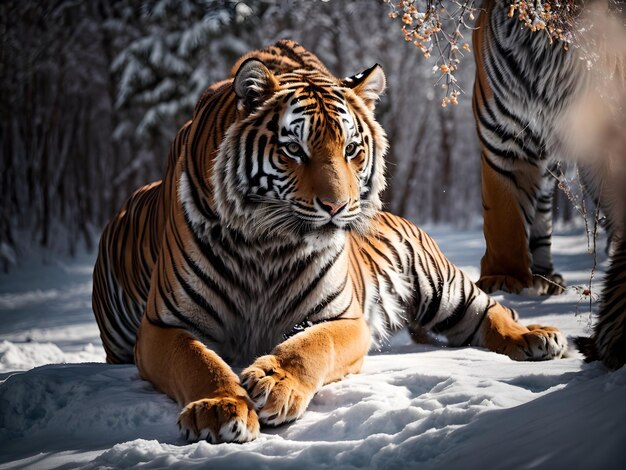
472 4 535 295
529 164 565 294
240 313 370 426
597 238 626 368
477 149 539 294
472 2 563 296
135 316 260 443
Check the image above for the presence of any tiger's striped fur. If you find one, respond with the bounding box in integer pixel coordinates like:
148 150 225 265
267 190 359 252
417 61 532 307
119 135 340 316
93 40 567 443
473 1 626 368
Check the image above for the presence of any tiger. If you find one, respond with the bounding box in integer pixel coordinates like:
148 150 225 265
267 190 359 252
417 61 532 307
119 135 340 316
92 39 567 444
472 0 626 368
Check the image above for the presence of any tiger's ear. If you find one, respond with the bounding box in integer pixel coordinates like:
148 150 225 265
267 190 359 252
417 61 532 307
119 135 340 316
342 64 386 110
234 58 279 111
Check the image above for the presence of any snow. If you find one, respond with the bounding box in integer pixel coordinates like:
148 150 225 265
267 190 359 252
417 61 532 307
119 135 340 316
1 227 625 469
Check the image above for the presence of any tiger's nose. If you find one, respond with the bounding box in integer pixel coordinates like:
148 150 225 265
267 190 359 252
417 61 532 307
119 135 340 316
317 198 348 216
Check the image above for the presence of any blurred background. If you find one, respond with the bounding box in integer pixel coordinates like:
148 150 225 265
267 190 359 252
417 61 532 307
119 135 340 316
0 0 576 271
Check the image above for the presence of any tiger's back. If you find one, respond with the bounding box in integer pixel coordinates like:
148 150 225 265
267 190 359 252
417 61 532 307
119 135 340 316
92 116 190 363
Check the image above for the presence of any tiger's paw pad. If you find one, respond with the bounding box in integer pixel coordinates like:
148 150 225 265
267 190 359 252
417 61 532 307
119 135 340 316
532 273 566 295
177 396 259 443
513 325 567 361
477 275 529 294
241 355 314 427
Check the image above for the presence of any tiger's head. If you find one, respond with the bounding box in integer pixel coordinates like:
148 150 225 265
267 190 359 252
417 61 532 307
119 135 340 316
212 58 388 244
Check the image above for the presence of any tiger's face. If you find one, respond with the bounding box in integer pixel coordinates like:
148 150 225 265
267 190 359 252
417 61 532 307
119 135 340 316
213 60 388 244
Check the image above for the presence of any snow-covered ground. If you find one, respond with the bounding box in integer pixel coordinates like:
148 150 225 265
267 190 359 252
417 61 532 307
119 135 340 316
1 227 625 469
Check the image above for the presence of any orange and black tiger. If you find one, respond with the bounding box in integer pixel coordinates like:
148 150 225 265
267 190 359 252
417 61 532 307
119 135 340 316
92 40 567 444
472 0 626 368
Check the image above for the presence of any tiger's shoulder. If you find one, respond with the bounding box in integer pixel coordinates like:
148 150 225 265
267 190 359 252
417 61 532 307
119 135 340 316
228 39 332 78
348 211 433 261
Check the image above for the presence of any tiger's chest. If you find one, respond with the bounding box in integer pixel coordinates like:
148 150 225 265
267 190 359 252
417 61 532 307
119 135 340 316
177 227 359 366
173 225 413 367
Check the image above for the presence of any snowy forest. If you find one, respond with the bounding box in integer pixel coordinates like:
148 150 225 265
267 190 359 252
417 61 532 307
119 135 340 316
0 0 578 271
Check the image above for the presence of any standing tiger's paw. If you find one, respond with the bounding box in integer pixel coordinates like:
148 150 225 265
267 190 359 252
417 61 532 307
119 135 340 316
240 355 316 427
177 396 259 443
532 273 566 295
502 325 567 361
477 275 529 294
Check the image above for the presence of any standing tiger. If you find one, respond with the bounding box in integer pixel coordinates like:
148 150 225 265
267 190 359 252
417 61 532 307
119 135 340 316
473 1 626 368
93 40 566 444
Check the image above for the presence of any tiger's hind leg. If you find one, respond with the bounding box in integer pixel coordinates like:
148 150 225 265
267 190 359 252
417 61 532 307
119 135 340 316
476 302 567 361
401 221 567 361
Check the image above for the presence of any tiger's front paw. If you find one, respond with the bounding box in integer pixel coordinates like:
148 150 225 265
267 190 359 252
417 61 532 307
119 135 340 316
240 355 315 427
505 325 567 361
178 395 259 443
477 275 529 294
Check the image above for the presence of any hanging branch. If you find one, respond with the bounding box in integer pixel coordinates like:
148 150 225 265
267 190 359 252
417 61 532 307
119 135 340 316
507 0 580 47
383 0 477 106
382 0 592 105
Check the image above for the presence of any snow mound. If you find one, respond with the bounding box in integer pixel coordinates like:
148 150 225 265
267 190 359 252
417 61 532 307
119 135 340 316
0 341 66 372
0 343 607 469
0 341 103 372
0 363 177 464
1 228 624 468
437 364 626 470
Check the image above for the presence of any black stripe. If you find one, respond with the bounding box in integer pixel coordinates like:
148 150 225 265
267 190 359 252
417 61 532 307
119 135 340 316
183 211 242 290
433 284 472 334
461 300 491 345
417 253 444 327
275 41 307 68
302 274 349 320
177 241 243 320
165 235 225 328
276 250 343 323
156 280 218 344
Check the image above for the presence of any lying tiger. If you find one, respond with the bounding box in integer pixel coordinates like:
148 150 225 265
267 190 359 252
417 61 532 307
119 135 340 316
92 40 566 444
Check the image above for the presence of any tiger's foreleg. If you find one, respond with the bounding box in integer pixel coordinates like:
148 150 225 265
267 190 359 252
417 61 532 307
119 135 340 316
240 313 370 426
135 316 260 443
477 151 535 293
477 150 562 294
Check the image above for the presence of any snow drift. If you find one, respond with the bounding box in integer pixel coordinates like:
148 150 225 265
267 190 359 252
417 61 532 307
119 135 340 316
1 228 625 469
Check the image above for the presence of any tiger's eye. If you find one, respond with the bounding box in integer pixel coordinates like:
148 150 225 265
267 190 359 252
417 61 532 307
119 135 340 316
286 142 302 155
345 142 357 157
